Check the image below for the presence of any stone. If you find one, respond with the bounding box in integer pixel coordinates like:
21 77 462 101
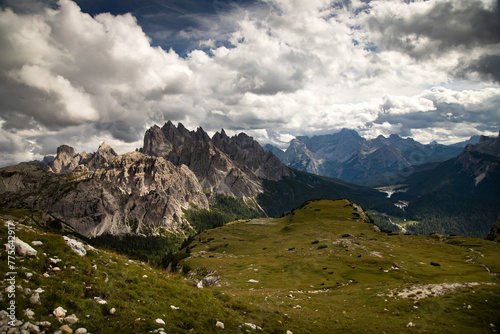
53 306 67 318
197 281 204 289
24 308 35 319
406 322 415 328
216 321 224 329
248 279 259 283
244 323 262 330
155 319 165 325
63 237 86 256
59 324 73 333
14 238 37 257
36 321 51 328
75 328 87 334
109 308 116 315
30 293 41 305
64 314 79 324
21 322 40 334
170 305 179 310
31 241 43 246
94 297 107 304
203 276 220 287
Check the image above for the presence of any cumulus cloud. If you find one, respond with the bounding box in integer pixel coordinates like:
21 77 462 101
0 0 499 166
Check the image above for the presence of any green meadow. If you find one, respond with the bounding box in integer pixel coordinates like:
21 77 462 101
1 199 499 333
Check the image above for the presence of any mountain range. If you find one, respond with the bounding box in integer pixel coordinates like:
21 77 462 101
265 130 480 186
0 122 391 238
0 122 498 241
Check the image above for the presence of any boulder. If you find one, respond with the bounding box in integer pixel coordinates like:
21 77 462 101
203 276 220 287
53 306 67 318
75 329 87 334
216 321 224 329
29 293 40 305
64 314 79 324
59 324 73 333
15 238 37 257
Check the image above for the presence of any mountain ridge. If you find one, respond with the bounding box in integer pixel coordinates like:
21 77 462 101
267 129 478 186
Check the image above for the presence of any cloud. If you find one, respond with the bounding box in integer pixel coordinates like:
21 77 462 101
0 0 499 166
365 0 500 82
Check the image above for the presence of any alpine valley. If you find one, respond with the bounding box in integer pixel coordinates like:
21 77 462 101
1 122 500 333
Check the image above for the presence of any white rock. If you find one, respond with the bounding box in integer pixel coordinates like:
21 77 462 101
203 276 220 286
142 275 147 278
26 273 33 278
34 288 45 294
30 293 41 305
36 321 51 328
64 314 79 324
15 238 37 257
155 318 166 325
406 322 415 328
53 306 67 318
286 331 293 334
25 288 32 295
31 241 43 246
94 297 107 304
248 279 259 283
170 305 179 310
50 258 62 264
244 323 262 330
75 329 87 334
216 321 224 329
24 308 35 319
109 307 116 315
197 281 204 289
21 322 40 334
63 236 86 256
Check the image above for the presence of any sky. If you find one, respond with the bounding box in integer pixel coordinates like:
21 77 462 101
0 0 499 166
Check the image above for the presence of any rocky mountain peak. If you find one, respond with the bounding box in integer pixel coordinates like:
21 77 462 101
141 122 291 197
57 144 75 156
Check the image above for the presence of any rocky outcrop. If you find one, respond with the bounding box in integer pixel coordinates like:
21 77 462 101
0 151 209 237
141 121 292 197
46 142 117 173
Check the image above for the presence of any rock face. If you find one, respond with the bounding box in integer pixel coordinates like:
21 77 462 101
0 151 208 237
141 121 291 197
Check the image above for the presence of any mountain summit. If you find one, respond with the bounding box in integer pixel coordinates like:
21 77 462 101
141 121 292 197
268 130 471 186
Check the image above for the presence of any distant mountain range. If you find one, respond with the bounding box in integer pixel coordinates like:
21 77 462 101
265 130 481 186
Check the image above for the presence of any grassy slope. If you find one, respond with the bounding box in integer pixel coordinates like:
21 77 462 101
1 200 499 333
181 199 500 333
